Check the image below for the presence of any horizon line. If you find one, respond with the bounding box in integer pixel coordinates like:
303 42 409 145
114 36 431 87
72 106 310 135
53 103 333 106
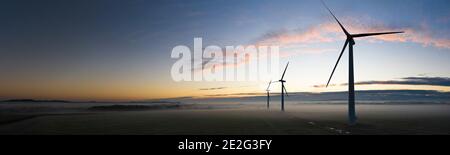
1 89 448 103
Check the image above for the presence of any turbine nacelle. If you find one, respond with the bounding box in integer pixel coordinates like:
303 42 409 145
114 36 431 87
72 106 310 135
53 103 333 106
348 38 356 45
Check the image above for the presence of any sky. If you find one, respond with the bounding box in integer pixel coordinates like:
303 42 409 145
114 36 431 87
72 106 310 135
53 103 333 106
0 0 449 101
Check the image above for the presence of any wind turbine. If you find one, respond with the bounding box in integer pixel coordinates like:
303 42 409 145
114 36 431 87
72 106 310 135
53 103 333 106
321 0 404 125
266 81 272 109
279 62 289 111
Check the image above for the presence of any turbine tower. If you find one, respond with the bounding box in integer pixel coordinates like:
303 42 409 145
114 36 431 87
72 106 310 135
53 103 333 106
266 81 272 109
279 62 289 111
322 0 404 125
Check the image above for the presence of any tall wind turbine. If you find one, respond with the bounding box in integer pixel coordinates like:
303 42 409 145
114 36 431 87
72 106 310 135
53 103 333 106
266 81 272 109
322 0 404 125
279 62 289 111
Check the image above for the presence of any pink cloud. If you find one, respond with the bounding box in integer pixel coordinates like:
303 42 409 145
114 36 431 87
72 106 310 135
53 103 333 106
193 18 450 74
257 23 339 46
257 19 450 49
279 47 335 57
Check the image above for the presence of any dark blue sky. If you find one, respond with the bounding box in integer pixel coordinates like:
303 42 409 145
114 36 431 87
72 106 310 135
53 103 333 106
0 0 449 100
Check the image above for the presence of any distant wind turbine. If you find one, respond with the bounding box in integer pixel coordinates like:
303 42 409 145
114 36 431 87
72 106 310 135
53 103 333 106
279 62 290 111
266 81 272 109
321 0 404 125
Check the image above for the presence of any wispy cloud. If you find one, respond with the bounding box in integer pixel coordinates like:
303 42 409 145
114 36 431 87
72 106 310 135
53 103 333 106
313 84 337 88
315 77 450 88
204 93 265 97
199 87 228 91
257 23 338 46
257 18 450 49
190 18 450 75
199 85 255 91
352 77 450 87
200 90 450 102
